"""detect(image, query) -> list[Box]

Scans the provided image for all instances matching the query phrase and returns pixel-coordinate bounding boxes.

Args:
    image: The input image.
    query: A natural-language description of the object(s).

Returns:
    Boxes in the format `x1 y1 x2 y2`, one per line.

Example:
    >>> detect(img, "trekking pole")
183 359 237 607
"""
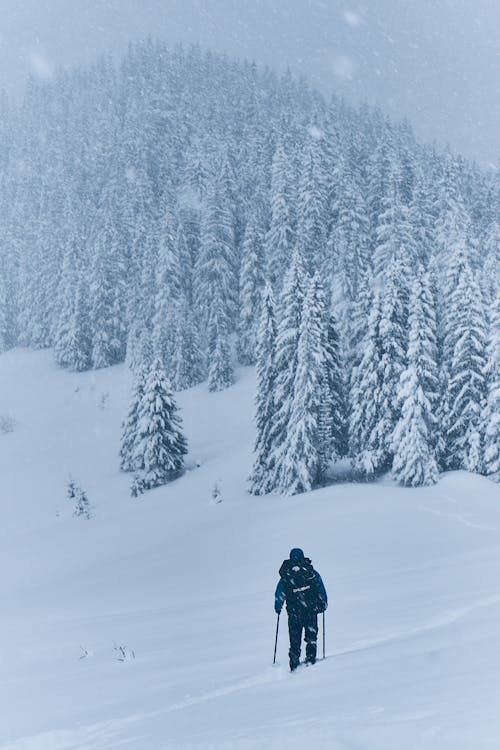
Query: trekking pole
273 612 280 664
322 612 326 659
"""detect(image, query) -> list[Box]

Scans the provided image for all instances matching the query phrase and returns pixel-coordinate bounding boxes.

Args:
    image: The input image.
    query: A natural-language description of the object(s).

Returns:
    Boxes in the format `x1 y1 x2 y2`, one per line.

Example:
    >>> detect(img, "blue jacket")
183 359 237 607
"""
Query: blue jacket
274 548 328 614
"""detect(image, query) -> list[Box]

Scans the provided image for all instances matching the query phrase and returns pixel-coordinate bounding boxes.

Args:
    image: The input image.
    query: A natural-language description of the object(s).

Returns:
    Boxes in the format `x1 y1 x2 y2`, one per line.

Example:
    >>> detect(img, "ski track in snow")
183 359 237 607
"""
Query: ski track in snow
418 499 500 532
333 593 500 658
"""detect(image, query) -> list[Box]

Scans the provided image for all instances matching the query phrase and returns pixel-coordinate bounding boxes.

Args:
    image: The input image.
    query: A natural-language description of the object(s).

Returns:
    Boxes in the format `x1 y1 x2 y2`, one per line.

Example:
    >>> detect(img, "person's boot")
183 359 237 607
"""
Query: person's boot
305 641 317 665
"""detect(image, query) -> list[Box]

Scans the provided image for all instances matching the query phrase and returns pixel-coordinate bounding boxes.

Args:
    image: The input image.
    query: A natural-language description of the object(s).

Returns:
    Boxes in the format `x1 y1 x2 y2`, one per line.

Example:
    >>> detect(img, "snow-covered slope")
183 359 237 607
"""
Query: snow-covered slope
1 349 499 750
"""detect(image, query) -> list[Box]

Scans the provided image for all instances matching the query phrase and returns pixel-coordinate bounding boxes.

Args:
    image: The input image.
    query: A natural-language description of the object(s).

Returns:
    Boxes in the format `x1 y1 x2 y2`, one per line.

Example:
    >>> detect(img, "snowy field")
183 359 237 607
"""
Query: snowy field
1 349 499 750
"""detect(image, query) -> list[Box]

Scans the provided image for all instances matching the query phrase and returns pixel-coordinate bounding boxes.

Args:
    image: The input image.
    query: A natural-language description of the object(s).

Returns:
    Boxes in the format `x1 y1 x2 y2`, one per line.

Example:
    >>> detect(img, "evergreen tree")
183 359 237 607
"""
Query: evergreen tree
0 270 8 353
373 180 415 281
265 141 295 290
482 290 499 481
441 262 488 471
392 273 440 486
296 136 326 275
277 273 324 494
171 299 205 391
54 228 92 371
120 365 147 472
133 358 188 491
89 195 127 369
267 251 306 489
237 209 265 365
318 310 347 474
249 284 277 495
197 176 236 391
350 291 385 475
374 250 412 471
152 205 182 368
328 161 370 353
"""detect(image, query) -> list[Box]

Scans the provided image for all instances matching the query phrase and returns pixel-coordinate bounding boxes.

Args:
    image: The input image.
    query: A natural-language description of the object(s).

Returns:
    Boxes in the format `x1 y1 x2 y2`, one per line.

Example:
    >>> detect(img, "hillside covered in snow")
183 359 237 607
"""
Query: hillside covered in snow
1 349 499 749
0 43 498 495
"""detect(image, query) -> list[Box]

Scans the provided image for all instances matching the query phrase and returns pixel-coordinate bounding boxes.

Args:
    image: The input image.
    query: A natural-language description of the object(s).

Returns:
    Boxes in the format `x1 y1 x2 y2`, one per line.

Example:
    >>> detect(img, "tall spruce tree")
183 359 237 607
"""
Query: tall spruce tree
267 251 306 490
277 273 324 494
375 250 412 471
265 141 295 290
441 262 488 472
197 174 236 391
318 309 347 475
249 284 278 495
171 299 205 391
89 194 127 369
482 290 500 481
0 270 9 353
350 290 385 475
296 136 326 276
237 208 265 365
392 273 440 486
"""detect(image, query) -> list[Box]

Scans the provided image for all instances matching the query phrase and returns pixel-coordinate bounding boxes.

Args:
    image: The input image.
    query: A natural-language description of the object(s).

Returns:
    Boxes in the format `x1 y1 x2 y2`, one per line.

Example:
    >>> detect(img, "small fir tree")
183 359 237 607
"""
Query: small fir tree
133 359 188 491
120 364 148 472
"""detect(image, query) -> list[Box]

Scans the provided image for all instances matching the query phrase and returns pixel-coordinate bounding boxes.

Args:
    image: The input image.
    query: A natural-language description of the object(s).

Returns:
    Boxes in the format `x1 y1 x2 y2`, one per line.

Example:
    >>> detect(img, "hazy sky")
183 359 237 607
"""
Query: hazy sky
0 0 498 166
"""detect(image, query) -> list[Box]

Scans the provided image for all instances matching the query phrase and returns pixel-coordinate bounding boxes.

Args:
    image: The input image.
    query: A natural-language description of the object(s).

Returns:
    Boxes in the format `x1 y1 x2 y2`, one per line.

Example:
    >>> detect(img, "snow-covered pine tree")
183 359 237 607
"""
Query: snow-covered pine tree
318 309 347 476
296 135 326 276
54 271 92 371
152 204 181 368
120 364 148 472
350 290 384 475
409 169 436 266
327 161 371 388
249 284 278 495
54 220 92 371
266 250 306 490
373 249 412 472
171 299 205 391
0 270 8 353
480 220 499 306
207 300 234 392
373 177 415 281
237 208 265 365
197 174 236 391
277 273 324 494
88 193 127 369
392 272 440 486
133 358 187 491
265 141 296 290
441 261 488 472
482 289 499 481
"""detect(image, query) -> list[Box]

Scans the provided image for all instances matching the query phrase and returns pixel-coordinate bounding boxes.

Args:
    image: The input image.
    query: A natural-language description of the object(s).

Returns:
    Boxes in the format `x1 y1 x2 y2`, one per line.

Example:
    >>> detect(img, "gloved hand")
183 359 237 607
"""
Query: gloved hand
275 605 282 615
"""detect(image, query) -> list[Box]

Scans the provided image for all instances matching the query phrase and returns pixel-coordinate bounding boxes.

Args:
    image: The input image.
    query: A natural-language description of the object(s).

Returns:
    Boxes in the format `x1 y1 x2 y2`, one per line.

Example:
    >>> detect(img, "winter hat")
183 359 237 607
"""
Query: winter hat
289 548 305 560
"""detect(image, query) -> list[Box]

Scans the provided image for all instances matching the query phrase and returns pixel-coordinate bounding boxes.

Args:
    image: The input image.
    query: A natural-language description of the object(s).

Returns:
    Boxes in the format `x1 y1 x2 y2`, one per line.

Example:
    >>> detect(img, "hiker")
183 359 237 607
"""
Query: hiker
274 548 327 671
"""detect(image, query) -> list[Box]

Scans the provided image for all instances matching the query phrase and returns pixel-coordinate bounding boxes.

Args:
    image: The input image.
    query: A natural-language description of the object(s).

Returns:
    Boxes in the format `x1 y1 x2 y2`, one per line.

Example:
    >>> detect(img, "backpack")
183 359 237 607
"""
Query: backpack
279 557 322 614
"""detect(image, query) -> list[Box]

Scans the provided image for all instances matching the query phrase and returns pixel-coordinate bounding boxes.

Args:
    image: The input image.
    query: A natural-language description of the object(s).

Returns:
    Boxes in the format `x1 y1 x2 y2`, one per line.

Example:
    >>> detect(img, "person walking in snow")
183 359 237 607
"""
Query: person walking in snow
274 548 327 671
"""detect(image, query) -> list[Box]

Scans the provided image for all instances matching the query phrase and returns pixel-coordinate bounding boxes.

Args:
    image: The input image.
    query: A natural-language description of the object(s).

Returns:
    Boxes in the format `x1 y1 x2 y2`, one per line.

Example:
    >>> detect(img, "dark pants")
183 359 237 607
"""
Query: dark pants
287 610 318 670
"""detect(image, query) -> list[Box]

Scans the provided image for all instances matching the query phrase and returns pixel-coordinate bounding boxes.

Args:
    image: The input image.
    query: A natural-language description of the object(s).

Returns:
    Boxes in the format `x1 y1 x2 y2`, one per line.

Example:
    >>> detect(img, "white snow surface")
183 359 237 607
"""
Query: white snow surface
1 349 499 749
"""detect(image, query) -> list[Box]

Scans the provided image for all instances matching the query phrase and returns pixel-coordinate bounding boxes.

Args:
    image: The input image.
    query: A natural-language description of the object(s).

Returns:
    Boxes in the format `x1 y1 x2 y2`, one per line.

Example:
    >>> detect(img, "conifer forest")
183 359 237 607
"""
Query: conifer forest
0 41 498 494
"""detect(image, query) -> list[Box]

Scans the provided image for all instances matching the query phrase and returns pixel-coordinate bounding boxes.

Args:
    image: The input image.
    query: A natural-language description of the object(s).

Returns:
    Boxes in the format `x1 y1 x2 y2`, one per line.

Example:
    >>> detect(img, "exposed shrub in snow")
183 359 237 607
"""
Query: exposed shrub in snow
0 414 14 434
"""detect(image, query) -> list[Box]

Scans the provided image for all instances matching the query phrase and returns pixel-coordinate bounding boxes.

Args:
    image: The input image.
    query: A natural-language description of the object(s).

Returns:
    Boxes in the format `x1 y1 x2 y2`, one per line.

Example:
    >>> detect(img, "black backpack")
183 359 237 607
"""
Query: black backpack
279 557 322 614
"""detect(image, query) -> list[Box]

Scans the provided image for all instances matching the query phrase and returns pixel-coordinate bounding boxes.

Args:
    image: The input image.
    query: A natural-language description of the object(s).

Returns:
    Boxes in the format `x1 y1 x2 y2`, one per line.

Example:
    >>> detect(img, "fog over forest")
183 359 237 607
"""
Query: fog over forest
0 0 499 166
